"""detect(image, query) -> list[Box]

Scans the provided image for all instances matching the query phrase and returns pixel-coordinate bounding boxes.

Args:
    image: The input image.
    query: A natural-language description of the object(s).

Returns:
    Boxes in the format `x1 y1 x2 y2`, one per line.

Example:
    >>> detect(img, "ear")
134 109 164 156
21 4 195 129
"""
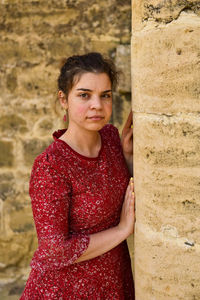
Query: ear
58 90 68 110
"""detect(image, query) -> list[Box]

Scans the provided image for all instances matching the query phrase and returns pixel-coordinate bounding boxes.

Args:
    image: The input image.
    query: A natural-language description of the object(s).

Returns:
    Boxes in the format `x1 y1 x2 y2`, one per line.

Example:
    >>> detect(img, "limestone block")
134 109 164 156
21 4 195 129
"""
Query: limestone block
0 278 27 300
33 117 54 137
0 232 36 270
23 138 52 166
0 173 16 204
116 45 131 93
112 93 132 133
133 113 200 241
0 38 19 66
9 206 33 233
132 0 200 30
133 112 200 298
0 182 15 203
134 224 200 300
17 64 57 98
6 69 18 93
132 12 200 114
0 115 27 137
0 141 14 167
0 172 13 182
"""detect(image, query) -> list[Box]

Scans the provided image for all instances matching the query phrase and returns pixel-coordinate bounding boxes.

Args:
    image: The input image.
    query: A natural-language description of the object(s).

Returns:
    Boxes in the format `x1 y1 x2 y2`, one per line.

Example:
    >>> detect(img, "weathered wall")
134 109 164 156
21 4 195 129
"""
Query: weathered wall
0 0 132 297
132 1 200 299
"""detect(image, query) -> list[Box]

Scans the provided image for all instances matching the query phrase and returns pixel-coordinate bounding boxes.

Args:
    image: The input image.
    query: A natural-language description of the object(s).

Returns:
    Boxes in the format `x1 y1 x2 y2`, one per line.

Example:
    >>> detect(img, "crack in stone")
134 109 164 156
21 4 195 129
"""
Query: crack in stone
142 1 200 25
133 111 200 117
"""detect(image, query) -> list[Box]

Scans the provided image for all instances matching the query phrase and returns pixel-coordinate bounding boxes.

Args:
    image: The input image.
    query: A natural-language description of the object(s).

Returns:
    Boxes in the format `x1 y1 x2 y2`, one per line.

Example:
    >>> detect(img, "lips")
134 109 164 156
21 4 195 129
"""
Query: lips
87 116 104 120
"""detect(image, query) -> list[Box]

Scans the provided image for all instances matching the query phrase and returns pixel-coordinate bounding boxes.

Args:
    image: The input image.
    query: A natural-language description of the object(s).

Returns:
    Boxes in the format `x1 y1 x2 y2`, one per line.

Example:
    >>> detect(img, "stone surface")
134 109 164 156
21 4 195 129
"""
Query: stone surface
23 138 52 166
132 1 200 299
133 113 200 242
132 0 200 30
134 225 200 300
0 115 27 137
116 45 131 93
0 141 14 167
132 11 200 114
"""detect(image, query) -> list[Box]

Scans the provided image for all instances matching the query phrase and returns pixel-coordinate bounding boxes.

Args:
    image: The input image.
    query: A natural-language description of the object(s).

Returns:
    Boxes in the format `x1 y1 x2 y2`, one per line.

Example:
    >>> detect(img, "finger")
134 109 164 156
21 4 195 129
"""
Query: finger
128 192 135 216
130 192 135 212
131 191 135 203
124 111 133 130
125 128 133 142
128 187 134 204
130 177 134 188
125 184 131 200
132 192 136 217
130 181 134 192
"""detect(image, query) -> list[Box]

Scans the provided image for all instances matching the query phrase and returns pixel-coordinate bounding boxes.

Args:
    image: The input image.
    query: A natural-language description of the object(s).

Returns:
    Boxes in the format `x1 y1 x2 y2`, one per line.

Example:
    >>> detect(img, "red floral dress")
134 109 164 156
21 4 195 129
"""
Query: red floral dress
20 124 135 299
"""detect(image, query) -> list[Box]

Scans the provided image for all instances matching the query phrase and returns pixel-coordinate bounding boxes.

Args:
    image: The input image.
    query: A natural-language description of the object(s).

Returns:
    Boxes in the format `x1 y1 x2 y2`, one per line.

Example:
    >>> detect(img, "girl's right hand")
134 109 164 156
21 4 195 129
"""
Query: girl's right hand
117 177 135 238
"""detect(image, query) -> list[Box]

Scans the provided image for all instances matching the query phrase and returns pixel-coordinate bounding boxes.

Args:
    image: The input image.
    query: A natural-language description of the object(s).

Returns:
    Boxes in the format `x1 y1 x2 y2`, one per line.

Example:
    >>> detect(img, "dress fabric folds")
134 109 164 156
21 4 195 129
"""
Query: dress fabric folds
20 124 135 300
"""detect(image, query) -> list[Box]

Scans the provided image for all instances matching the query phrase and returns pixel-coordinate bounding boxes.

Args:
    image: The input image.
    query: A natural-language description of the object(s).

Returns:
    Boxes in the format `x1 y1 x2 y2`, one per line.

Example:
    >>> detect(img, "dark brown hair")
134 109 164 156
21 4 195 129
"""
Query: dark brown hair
57 52 118 97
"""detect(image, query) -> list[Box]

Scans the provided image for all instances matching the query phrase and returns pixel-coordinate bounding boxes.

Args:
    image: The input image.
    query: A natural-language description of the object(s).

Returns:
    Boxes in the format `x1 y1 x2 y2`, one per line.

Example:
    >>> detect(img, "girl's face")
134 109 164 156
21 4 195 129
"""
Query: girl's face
59 72 113 132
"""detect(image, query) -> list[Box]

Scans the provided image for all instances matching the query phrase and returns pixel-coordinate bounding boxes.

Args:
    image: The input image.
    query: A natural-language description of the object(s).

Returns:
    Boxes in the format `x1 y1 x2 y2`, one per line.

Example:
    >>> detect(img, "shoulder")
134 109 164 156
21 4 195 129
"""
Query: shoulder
100 123 121 145
31 141 67 178
100 123 119 137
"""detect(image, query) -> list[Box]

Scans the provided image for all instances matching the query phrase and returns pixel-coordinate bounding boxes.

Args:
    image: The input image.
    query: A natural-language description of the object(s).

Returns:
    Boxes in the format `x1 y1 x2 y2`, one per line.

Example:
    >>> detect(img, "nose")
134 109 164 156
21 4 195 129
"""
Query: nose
90 95 102 110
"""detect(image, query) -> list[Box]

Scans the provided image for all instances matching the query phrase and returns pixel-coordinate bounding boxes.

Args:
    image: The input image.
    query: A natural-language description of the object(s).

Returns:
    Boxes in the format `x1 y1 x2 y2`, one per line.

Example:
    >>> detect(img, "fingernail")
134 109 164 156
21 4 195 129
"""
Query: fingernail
132 192 135 196
130 182 134 188
130 177 134 182
131 125 133 128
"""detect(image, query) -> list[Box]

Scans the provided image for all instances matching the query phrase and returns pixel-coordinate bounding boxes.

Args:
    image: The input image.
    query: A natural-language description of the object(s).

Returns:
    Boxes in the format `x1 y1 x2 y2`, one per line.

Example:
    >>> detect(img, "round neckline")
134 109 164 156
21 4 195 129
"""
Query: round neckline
56 130 104 161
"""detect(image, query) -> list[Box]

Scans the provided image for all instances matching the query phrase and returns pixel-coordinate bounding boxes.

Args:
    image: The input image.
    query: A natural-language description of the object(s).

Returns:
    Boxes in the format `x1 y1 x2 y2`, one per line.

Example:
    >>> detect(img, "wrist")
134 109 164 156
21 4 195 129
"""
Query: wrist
116 224 130 241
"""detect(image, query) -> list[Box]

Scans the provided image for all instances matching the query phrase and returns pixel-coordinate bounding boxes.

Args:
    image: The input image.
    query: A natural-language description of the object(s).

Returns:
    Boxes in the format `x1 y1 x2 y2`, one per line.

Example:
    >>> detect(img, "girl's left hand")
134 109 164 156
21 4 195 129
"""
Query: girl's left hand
121 111 133 158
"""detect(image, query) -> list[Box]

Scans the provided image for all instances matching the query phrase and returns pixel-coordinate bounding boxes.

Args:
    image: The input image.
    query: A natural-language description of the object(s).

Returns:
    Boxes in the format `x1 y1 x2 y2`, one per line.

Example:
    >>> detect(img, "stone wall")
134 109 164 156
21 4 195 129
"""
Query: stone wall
0 0 132 297
132 1 200 299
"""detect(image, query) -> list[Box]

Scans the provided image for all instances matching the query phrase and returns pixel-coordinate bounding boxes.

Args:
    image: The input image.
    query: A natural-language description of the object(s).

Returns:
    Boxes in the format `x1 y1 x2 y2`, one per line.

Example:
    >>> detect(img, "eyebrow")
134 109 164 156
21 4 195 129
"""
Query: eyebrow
76 88 112 93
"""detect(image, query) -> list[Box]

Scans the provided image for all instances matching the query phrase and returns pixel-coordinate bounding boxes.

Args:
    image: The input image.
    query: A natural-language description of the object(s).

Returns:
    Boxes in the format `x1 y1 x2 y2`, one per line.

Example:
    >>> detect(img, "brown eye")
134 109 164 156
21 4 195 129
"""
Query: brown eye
101 94 111 99
80 93 89 99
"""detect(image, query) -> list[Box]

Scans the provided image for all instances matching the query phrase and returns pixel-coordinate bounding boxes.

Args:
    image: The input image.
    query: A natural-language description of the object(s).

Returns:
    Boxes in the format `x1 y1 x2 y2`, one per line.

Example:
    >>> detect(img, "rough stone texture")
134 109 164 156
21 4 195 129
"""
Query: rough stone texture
116 44 131 93
0 141 14 167
0 0 132 295
132 12 200 114
132 1 200 299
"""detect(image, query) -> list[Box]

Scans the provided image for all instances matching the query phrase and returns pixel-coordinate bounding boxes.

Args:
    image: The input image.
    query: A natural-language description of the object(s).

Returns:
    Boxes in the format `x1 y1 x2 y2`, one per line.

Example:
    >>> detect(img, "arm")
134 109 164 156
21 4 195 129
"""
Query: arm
76 178 135 263
121 111 133 176
30 153 90 270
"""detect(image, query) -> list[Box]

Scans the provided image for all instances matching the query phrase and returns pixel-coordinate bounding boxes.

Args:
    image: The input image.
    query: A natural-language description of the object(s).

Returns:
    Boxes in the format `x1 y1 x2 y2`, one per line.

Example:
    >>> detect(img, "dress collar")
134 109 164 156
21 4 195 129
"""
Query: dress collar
52 128 67 141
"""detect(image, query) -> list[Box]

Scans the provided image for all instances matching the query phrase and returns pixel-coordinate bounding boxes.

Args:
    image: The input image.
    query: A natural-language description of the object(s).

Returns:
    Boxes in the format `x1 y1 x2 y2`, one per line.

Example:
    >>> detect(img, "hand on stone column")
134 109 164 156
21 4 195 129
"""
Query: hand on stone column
117 177 135 238
121 111 133 175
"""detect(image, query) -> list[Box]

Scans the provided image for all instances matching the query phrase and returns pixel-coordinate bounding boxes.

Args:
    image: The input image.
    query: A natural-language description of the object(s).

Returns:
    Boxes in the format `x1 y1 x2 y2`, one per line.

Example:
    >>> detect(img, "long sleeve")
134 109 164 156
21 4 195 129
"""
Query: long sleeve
29 152 90 271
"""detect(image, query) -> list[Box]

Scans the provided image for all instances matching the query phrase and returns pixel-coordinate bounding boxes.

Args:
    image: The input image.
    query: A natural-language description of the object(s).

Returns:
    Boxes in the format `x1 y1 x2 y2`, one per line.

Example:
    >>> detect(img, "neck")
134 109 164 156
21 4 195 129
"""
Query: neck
60 125 102 158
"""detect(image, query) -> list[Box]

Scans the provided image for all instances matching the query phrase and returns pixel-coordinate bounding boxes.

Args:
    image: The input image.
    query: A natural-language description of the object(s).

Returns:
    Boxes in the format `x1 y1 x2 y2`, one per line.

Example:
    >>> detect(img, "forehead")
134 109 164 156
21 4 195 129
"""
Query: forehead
73 72 111 91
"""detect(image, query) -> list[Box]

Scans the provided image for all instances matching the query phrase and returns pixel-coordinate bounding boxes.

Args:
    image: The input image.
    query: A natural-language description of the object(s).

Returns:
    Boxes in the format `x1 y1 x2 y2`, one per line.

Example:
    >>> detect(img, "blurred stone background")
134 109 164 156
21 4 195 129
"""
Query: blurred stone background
0 0 132 298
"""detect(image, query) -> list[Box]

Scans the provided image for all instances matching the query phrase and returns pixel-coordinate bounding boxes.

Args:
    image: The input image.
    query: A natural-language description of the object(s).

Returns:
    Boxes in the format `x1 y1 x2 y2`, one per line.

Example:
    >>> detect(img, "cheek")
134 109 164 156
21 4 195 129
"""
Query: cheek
77 106 86 114
105 102 112 114
75 104 88 116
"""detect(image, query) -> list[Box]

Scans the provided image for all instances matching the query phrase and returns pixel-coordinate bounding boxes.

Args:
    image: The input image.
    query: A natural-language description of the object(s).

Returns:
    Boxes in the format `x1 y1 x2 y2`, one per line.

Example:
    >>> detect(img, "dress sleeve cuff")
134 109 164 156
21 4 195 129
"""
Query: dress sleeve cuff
66 233 90 265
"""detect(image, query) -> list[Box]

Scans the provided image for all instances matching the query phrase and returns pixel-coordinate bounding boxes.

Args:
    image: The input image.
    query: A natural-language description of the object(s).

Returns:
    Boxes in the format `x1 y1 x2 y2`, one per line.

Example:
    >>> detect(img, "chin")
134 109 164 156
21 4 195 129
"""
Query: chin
87 122 107 131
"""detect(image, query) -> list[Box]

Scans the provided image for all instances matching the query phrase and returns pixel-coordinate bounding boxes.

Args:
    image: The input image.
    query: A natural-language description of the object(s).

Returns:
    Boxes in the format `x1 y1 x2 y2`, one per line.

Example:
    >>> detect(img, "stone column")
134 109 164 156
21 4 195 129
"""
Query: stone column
132 1 200 299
